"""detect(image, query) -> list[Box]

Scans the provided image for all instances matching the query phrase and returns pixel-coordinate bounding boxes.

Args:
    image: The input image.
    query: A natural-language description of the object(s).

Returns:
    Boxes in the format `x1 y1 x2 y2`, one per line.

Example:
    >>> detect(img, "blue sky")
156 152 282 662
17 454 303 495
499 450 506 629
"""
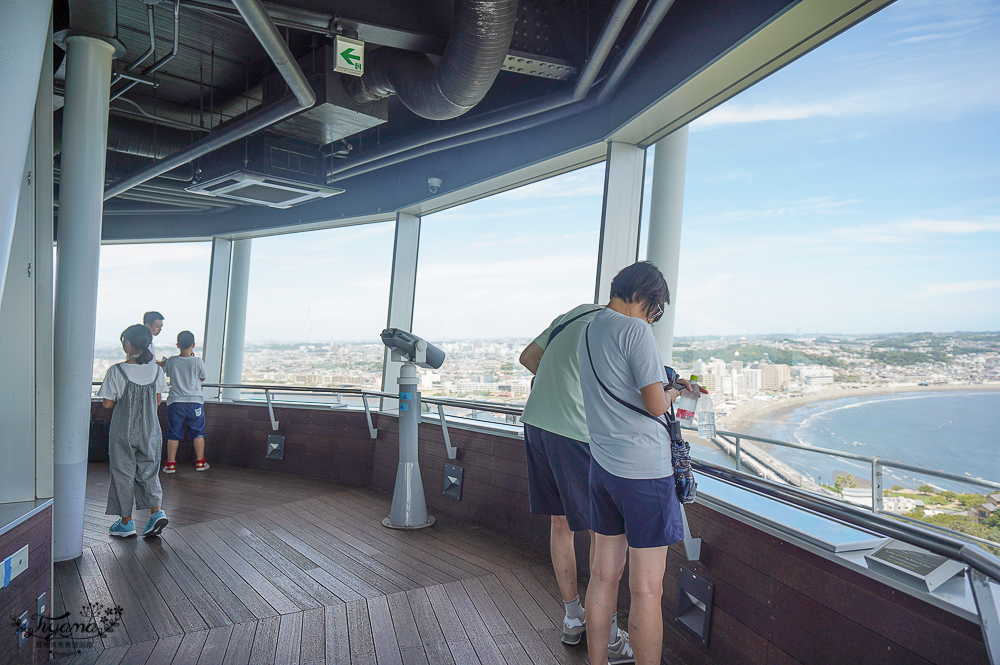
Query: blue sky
94 0 1000 344
672 0 1000 336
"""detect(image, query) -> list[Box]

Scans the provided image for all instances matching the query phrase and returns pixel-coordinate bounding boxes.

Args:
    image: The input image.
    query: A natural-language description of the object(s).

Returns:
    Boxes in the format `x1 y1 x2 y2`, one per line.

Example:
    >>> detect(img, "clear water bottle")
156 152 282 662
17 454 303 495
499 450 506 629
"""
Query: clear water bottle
675 375 700 427
697 393 716 439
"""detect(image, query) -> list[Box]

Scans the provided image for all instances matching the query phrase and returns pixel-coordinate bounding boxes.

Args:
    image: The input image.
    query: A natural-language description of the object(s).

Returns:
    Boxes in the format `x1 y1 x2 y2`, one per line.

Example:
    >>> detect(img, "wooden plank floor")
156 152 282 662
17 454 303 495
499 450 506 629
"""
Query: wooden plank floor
51 463 591 665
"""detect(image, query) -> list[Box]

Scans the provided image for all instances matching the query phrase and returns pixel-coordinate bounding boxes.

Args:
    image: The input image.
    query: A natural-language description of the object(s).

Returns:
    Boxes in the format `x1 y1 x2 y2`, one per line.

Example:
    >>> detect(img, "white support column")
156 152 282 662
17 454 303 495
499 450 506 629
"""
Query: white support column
221 239 251 400
35 22 55 500
595 142 646 304
381 213 421 411
645 126 689 365
0 128 38 504
0 0 51 312
202 238 233 400
53 35 115 561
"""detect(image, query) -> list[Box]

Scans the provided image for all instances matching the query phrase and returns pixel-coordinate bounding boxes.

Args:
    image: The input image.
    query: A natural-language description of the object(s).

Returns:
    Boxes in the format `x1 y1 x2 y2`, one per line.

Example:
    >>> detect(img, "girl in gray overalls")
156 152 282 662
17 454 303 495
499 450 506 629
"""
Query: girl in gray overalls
96 324 170 538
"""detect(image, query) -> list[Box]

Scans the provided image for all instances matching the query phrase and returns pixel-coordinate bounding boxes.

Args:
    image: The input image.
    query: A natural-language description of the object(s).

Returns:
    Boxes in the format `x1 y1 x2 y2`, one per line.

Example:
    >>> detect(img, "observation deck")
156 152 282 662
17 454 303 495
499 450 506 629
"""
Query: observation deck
37 397 990 664
1 0 996 663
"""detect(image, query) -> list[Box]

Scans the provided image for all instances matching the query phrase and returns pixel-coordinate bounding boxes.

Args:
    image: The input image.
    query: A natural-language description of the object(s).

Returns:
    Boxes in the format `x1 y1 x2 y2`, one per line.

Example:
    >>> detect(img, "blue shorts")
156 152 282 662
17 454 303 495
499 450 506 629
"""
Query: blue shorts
524 424 591 532
589 458 684 549
165 402 207 441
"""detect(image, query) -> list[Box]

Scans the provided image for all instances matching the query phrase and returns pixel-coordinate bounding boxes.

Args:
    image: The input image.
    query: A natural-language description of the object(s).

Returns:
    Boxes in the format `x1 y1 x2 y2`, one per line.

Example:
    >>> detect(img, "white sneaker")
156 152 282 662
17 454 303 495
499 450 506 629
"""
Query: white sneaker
561 615 586 645
607 629 635 664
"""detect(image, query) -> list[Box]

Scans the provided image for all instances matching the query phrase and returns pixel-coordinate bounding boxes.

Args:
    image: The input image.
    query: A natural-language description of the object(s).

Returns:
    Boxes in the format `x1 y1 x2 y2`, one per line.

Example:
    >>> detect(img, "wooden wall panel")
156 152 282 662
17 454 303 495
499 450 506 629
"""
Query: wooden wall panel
0 506 51 665
90 402 378 487
647 503 987 665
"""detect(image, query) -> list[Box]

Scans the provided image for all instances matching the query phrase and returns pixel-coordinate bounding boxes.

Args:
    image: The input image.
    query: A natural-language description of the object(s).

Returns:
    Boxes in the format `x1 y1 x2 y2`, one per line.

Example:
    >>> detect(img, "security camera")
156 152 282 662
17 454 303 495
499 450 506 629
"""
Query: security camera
427 177 443 194
381 328 446 369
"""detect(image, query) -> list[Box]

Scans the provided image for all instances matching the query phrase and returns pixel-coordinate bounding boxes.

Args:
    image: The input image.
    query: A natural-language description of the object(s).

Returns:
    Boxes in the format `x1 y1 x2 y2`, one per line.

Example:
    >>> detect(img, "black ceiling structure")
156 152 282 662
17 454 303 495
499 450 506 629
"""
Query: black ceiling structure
53 0 818 241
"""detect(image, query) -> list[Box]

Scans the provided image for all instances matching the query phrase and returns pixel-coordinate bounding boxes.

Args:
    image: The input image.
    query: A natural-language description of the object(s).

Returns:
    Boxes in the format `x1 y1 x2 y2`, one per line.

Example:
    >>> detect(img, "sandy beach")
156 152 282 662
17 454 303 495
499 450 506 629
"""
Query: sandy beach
720 383 1000 437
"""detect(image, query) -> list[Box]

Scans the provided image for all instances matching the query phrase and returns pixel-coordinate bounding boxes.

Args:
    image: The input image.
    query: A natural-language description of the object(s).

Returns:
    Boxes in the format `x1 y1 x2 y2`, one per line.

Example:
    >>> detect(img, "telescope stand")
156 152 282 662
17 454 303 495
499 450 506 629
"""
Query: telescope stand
383 351 435 529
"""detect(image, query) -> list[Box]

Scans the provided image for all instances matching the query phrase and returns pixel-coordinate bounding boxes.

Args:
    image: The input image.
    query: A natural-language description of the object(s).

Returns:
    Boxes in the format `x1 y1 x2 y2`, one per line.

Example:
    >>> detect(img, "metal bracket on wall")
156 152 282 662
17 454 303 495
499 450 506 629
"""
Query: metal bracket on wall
681 506 702 561
438 404 457 460
970 569 1000 665
362 394 378 439
264 389 279 430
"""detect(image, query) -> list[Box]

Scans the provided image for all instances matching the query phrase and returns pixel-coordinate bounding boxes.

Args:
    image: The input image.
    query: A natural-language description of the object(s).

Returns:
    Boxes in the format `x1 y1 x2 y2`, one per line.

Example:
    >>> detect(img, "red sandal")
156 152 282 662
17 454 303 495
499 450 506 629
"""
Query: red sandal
163 460 177 474
195 459 211 472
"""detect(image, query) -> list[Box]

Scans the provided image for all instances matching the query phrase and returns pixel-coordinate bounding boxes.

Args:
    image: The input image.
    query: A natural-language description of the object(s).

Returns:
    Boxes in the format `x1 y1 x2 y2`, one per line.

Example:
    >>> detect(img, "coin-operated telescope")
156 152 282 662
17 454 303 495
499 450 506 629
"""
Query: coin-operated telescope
380 329 446 369
379 329 447 529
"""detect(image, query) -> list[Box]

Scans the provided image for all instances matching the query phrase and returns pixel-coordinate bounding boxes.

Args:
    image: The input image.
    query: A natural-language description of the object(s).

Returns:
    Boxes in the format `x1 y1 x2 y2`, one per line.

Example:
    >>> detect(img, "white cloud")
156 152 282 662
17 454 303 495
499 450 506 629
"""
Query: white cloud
911 280 1000 298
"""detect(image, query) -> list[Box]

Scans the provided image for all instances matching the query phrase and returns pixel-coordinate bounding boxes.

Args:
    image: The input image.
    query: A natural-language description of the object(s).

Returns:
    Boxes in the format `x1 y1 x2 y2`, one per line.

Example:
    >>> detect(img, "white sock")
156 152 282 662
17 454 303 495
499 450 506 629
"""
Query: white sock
563 596 584 621
609 612 619 647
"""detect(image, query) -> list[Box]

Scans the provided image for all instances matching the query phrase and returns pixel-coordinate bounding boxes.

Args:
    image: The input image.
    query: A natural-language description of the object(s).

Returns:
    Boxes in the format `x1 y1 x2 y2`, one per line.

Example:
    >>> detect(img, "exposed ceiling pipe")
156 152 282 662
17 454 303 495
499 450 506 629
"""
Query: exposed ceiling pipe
326 0 647 182
110 97 212 133
103 0 316 200
344 0 517 121
598 0 678 103
112 4 156 84
111 0 180 102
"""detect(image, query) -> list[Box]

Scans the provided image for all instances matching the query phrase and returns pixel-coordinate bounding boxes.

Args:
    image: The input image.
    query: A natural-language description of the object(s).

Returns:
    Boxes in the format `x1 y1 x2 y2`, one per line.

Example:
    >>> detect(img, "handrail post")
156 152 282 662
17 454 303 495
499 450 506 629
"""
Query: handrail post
264 389 279 431
361 394 378 439
871 456 883 513
735 435 742 472
438 404 457 460
970 568 1000 665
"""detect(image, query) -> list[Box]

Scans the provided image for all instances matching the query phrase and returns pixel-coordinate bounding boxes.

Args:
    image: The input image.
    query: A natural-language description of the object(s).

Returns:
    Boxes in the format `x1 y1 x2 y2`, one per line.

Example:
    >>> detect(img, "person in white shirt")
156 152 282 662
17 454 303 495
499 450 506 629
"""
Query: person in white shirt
163 331 210 473
97 324 169 538
144 311 166 367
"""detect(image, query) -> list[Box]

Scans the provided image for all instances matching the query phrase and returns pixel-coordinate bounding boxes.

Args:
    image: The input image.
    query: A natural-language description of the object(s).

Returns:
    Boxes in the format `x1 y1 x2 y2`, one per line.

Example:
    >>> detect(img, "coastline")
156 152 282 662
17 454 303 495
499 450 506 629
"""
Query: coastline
720 383 1000 438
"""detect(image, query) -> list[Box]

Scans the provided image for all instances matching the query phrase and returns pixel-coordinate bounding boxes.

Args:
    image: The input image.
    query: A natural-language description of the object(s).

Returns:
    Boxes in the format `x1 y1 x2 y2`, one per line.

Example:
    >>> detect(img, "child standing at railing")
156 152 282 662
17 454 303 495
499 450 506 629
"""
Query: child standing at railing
163 330 210 473
96 324 169 538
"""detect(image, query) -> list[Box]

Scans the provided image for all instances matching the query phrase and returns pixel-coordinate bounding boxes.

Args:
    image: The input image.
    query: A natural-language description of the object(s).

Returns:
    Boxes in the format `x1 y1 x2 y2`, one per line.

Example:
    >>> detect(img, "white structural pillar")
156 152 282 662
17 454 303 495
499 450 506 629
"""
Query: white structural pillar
221 239 252 400
53 35 116 561
381 213 421 410
35 24 56 500
645 126 689 365
203 238 233 400
595 142 646 304
0 0 51 312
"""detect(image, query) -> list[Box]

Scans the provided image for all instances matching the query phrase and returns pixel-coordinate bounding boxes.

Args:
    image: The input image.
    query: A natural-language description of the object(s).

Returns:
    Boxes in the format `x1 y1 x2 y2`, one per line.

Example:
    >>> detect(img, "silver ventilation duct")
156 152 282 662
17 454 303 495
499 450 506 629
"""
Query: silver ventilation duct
345 0 518 121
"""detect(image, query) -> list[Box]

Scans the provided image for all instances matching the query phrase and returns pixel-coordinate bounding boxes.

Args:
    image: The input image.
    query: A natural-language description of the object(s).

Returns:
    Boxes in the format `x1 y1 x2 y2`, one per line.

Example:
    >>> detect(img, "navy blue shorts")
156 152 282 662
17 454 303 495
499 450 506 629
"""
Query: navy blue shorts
589 458 684 549
166 402 207 441
524 424 592 532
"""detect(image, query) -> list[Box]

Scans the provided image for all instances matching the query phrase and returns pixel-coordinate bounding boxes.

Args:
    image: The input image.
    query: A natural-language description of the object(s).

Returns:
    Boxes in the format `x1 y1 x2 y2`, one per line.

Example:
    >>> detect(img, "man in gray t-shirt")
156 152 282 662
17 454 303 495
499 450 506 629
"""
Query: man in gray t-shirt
576 260 684 665
579 307 671 479
163 331 210 473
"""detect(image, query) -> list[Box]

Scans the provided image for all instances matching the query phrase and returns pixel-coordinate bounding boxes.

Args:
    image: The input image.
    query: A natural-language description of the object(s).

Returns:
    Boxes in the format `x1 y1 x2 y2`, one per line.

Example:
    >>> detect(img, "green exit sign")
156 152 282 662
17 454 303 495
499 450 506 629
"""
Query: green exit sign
334 36 365 77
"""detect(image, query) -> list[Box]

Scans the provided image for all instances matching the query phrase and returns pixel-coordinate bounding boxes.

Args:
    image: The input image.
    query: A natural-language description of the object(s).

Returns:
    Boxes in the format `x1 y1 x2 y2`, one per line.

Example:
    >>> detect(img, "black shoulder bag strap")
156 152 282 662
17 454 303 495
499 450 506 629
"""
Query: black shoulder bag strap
547 308 602 346
583 323 674 432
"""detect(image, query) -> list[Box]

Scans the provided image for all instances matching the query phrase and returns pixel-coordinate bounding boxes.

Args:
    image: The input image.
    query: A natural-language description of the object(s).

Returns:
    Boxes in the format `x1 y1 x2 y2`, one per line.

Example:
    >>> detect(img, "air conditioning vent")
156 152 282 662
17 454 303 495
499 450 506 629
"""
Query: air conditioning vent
186 171 344 208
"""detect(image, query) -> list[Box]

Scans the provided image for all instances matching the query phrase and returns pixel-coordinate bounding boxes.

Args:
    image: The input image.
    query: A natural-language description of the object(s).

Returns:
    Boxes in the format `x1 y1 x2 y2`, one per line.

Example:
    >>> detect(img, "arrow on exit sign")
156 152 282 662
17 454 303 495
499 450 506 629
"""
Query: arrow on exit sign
334 36 365 76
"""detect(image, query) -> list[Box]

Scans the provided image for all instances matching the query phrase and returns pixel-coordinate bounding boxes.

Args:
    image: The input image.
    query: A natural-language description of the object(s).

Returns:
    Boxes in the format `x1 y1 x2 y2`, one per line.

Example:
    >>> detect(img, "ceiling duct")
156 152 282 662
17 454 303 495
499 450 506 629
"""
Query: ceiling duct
345 0 518 121
261 44 388 145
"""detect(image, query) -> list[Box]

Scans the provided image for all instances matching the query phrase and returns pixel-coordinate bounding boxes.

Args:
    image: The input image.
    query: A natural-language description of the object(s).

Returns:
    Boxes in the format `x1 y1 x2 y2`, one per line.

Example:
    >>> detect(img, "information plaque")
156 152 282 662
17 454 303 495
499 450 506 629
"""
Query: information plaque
864 540 965 592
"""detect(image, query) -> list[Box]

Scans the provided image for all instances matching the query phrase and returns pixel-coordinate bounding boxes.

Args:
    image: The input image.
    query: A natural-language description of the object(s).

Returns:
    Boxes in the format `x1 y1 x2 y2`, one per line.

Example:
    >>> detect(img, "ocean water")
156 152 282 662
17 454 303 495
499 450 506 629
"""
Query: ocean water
723 391 1000 493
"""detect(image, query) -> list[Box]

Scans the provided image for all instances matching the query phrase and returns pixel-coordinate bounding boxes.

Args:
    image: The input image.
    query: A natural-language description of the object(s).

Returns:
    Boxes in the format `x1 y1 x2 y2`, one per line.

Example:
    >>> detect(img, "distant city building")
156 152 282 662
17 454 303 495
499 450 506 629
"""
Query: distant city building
743 368 762 392
761 364 791 390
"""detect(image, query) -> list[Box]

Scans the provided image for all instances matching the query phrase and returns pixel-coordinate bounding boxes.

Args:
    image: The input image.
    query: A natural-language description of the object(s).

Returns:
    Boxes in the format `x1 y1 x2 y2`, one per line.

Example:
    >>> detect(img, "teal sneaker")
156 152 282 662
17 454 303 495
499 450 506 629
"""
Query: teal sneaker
109 519 136 538
142 510 168 538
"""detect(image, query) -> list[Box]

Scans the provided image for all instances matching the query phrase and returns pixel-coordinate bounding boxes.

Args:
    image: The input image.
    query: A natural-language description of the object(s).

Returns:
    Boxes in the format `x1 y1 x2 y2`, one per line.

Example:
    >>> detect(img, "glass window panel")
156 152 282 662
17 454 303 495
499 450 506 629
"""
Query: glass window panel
242 223 395 393
412 162 605 408
94 242 212 381
646 0 1000 539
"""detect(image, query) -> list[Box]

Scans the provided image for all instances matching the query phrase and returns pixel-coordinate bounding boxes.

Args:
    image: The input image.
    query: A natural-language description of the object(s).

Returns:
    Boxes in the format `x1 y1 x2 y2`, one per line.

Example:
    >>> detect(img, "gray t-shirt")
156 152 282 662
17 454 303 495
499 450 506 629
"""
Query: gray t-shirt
577 307 670 479
164 355 207 405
